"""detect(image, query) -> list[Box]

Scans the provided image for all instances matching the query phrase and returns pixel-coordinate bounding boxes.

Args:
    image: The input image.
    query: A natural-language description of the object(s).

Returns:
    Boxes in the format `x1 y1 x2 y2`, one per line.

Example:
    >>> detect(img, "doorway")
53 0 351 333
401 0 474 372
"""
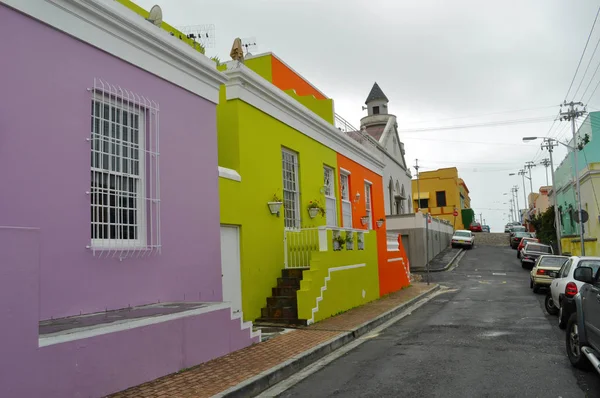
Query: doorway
220 225 242 314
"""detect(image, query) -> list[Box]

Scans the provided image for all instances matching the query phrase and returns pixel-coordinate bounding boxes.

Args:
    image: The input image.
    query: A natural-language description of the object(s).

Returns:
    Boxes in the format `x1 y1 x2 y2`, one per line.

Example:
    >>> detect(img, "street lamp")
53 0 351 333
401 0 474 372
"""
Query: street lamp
522 136 581 255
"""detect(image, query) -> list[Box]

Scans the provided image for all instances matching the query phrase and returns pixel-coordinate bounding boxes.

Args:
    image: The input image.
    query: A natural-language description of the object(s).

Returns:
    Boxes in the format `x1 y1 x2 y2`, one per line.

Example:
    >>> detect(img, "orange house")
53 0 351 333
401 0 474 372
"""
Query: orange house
337 153 408 296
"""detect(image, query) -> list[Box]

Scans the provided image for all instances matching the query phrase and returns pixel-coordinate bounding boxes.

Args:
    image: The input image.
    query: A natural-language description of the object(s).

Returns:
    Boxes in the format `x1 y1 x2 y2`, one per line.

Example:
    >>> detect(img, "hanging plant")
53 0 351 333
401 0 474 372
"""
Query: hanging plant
333 233 345 251
307 199 326 218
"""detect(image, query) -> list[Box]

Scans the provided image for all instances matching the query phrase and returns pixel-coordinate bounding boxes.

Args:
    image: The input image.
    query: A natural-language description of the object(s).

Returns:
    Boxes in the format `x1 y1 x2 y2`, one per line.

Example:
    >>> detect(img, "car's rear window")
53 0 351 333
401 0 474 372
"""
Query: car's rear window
578 260 600 275
512 227 526 232
540 257 568 267
526 244 552 253
454 231 471 237
514 232 529 237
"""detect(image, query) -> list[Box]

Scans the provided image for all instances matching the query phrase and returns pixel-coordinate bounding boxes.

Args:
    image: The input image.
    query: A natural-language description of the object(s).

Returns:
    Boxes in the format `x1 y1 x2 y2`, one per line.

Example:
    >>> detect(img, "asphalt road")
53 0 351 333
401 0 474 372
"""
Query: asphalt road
276 244 600 398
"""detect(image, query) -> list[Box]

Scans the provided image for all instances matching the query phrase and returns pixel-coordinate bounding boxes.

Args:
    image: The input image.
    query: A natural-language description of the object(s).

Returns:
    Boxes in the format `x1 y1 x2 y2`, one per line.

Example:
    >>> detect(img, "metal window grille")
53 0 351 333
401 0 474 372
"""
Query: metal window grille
87 78 161 259
365 182 372 230
282 148 300 229
323 166 337 226
340 173 352 227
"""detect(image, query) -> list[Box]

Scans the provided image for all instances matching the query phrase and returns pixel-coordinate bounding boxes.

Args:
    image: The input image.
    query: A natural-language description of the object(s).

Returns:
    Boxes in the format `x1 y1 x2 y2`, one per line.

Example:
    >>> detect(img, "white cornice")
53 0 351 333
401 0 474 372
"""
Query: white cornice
3 0 227 103
223 62 385 174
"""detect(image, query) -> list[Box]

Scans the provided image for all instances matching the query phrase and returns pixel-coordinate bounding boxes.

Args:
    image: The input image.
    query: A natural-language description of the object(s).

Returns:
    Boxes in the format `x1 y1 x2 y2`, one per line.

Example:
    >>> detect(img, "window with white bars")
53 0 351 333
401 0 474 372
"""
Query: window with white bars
282 148 300 229
323 166 337 226
364 181 373 230
89 79 160 258
340 173 352 227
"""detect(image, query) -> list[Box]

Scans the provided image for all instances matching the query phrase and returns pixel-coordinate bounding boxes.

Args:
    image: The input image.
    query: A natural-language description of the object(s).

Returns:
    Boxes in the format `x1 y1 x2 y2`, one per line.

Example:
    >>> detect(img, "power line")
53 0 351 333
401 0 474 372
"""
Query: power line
404 105 556 125
398 115 555 134
402 137 531 146
565 5 600 101
574 33 600 98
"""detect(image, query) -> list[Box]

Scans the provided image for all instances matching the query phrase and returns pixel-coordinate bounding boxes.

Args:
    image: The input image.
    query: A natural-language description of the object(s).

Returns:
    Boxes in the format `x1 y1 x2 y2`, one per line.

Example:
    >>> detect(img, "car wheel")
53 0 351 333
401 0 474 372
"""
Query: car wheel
545 295 559 315
521 261 527 269
517 251 520 259
558 304 568 330
451 244 456 249
530 279 533 288
533 284 540 293
566 313 591 370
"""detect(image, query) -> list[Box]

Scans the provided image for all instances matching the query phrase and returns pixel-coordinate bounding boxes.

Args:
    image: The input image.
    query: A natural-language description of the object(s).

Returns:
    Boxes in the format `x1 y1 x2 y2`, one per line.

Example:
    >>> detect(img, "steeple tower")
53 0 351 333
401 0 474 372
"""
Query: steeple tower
364 82 389 116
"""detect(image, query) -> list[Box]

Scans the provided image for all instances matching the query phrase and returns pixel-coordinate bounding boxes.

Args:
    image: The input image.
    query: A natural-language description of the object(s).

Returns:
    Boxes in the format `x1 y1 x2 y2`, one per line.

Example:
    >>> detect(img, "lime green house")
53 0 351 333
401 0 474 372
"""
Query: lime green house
217 55 387 324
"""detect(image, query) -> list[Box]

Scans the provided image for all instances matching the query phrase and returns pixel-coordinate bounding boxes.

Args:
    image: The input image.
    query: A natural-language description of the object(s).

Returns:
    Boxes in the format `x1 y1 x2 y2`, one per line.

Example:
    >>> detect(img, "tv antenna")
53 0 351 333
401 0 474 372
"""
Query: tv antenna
241 37 257 56
146 5 163 27
176 24 216 49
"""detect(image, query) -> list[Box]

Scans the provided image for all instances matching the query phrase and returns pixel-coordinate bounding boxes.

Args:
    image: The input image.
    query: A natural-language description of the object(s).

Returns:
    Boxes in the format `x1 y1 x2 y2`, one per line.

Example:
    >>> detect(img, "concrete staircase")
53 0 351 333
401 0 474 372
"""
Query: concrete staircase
256 268 308 326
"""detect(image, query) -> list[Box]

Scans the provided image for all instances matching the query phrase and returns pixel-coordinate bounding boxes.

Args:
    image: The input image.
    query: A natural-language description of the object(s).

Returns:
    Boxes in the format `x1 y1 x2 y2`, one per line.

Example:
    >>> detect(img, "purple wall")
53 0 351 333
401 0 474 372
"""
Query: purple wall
0 5 223 320
0 227 258 398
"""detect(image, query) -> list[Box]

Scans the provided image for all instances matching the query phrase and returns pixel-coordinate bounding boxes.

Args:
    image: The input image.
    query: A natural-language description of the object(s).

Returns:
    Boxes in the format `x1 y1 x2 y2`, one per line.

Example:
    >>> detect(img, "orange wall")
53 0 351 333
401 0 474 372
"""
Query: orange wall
271 56 327 100
384 235 411 289
336 154 406 296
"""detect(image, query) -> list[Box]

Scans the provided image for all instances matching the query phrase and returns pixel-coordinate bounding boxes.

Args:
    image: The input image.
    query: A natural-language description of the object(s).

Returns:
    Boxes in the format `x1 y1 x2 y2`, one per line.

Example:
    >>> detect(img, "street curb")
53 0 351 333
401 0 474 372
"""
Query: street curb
411 248 464 273
216 284 441 398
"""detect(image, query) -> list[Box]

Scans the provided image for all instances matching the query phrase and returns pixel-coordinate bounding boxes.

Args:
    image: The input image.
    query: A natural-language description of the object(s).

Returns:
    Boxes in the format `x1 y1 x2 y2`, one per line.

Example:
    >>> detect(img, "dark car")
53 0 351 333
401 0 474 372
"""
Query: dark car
520 242 553 269
564 265 600 375
510 231 533 249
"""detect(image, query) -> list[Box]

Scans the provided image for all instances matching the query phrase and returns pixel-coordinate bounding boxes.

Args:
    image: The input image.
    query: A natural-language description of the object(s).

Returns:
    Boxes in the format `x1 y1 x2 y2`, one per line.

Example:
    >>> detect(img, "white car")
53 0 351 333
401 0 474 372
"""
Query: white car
546 256 600 329
451 230 474 249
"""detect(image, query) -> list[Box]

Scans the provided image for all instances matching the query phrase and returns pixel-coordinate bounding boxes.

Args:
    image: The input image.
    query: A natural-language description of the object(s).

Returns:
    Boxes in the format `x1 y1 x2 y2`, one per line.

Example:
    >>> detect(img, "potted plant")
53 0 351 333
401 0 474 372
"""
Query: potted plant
333 233 345 251
268 194 283 215
345 231 354 250
307 199 326 219
357 233 365 250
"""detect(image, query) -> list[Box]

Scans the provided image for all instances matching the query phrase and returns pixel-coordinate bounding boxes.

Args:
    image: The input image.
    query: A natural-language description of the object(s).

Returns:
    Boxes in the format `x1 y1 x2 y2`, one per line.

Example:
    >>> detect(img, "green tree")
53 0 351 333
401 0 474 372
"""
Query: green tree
531 207 558 249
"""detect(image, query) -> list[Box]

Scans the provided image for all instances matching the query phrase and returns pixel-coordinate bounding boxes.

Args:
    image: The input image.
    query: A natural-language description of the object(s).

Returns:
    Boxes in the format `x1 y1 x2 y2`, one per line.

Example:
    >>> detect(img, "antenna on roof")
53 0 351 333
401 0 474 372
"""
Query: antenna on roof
241 37 257 56
146 5 163 27
176 24 216 49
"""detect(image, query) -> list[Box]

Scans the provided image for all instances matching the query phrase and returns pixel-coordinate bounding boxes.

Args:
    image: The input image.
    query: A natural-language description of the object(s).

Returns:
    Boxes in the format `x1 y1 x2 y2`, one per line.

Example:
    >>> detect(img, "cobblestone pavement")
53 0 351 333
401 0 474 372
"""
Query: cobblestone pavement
474 232 508 246
108 283 435 398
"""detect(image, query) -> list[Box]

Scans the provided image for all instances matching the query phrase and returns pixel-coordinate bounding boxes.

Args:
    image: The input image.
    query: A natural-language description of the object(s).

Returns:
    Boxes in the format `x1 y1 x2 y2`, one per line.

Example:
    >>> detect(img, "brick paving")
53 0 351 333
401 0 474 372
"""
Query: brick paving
109 283 434 398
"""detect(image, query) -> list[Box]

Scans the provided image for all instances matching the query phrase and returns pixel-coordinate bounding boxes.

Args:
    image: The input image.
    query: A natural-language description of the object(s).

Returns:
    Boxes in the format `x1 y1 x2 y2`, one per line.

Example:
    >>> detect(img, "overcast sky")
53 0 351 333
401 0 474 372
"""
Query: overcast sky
137 0 600 231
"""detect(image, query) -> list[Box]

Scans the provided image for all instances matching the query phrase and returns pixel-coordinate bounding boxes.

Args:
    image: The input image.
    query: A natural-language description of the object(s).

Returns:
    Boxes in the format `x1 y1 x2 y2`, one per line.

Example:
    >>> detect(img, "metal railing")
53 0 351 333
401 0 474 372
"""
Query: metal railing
284 226 369 268
334 113 383 160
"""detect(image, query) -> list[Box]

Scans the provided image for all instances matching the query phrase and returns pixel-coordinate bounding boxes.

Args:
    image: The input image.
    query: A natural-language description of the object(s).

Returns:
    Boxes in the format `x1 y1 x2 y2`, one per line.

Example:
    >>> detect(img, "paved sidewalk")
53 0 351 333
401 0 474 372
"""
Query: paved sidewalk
109 283 436 398
411 246 462 272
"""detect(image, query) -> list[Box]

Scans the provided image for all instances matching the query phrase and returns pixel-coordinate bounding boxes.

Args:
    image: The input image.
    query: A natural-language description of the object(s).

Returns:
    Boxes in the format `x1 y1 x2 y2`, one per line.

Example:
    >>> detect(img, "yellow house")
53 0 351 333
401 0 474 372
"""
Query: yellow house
411 167 472 230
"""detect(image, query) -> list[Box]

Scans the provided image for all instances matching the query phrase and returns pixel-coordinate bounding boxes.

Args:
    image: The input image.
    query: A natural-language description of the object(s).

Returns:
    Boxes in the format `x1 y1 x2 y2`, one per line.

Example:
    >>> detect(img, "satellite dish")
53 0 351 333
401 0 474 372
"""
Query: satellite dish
147 5 163 27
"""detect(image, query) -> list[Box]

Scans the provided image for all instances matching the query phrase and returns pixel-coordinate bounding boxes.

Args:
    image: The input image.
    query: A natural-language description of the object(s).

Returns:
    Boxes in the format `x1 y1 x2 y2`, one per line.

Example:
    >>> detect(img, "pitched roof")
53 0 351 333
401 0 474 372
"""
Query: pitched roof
364 125 385 141
365 82 389 104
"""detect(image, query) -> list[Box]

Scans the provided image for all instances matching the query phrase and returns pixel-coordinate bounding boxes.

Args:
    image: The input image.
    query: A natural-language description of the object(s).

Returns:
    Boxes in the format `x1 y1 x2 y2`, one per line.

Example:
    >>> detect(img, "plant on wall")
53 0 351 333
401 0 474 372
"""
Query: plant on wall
307 199 326 218
345 231 354 250
333 233 345 251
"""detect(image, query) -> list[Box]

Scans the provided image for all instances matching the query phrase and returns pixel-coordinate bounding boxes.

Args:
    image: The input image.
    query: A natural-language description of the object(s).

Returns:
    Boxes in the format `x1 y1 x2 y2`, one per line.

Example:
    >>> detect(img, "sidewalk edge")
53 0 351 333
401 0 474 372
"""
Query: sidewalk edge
215 284 440 398
411 248 464 273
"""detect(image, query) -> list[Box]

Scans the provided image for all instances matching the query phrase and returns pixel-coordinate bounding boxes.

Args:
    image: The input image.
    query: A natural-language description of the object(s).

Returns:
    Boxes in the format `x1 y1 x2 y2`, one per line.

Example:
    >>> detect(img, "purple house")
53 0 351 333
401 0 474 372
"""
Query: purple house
0 1 259 396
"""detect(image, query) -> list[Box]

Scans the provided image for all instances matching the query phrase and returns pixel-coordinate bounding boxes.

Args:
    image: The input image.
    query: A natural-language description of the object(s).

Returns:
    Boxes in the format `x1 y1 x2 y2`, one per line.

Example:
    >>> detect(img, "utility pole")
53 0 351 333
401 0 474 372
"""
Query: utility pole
540 158 551 186
512 185 520 220
525 161 536 199
560 101 587 256
518 169 527 223
414 159 429 285
540 138 562 254
480 213 483 224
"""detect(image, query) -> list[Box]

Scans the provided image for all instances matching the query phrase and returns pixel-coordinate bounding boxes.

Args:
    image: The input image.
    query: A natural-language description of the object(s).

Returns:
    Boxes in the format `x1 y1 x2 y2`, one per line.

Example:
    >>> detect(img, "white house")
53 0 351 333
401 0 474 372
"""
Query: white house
360 83 413 216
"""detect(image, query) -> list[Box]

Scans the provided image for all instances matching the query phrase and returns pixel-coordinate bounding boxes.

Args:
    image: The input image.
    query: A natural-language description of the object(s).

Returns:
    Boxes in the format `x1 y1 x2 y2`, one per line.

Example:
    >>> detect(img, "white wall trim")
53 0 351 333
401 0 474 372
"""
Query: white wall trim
340 167 351 175
222 62 385 174
364 179 373 185
3 0 227 103
306 263 366 325
218 166 242 182
39 302 259 347
387 258 403 263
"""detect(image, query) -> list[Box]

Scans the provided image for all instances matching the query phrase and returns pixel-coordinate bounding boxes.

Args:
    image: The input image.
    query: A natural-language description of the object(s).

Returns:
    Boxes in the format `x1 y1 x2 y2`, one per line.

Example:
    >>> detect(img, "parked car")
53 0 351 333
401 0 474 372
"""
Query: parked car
530 255 569 293
517 237 539 258
520 242 553 269
451 230 474 249
504 224 512 233
510 231 533 249
482 225 490 233
469 222 482 232
565 265 600 375
546 257 600 329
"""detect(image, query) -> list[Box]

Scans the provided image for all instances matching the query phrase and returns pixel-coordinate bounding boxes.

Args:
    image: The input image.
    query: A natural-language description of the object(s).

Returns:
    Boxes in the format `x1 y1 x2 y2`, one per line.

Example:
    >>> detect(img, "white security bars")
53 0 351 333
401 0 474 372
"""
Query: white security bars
340 172 352 227
87 78 161 259
323 166 337 226
364 182 373 230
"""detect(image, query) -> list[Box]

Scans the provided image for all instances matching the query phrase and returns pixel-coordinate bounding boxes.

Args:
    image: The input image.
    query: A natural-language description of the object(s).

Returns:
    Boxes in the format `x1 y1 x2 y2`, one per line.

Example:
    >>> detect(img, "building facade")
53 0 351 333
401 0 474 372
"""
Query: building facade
0 1 258 397
217 53 409 325
359 83 413 216
411 167 472 230
553 112 600 255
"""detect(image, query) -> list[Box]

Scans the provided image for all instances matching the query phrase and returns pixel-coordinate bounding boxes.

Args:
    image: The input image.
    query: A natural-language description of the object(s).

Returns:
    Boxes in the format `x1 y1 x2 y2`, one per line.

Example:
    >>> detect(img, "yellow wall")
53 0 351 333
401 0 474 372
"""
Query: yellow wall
283 90 335 125
412 168 467 229
218 86 384 322
560 238 599 256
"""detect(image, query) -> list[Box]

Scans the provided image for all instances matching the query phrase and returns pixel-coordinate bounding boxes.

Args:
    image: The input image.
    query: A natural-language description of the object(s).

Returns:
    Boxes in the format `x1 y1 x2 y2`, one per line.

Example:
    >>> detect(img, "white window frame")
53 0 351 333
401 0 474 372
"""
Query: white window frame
364 181 373 230
90 92 146 249
323 165 338 226
282 148 301 229
340 172 352 228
